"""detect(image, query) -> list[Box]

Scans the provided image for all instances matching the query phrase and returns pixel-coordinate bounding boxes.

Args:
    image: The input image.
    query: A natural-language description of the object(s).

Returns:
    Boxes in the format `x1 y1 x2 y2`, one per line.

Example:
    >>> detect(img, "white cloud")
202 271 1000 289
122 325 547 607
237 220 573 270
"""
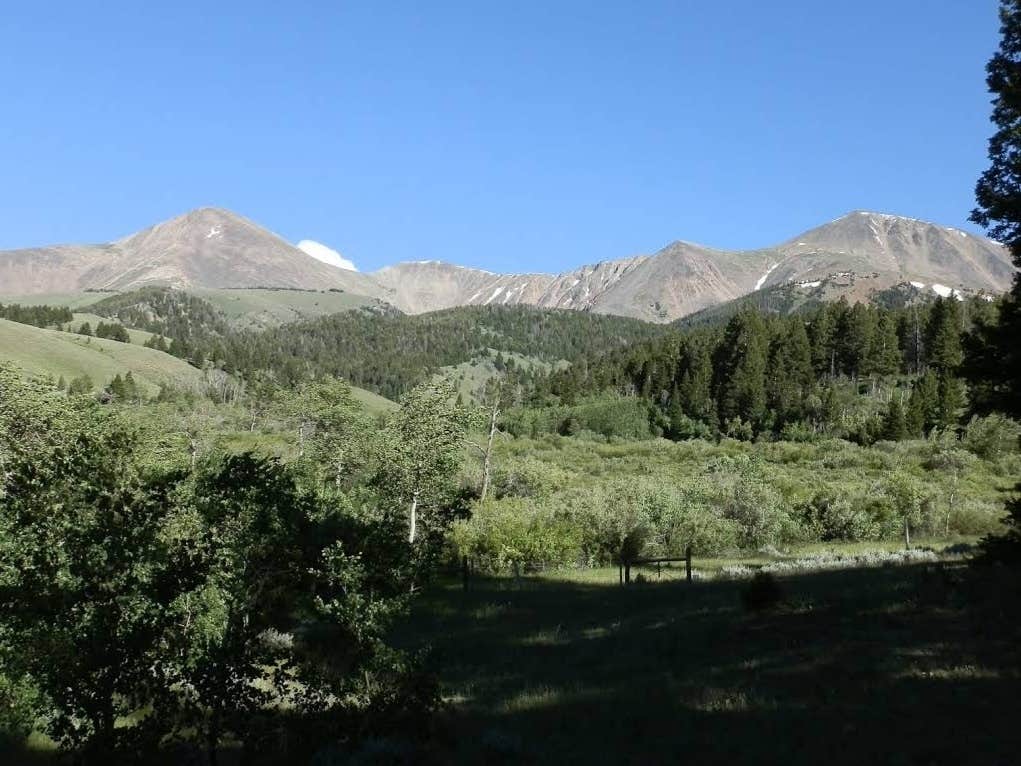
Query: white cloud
296 239 357 271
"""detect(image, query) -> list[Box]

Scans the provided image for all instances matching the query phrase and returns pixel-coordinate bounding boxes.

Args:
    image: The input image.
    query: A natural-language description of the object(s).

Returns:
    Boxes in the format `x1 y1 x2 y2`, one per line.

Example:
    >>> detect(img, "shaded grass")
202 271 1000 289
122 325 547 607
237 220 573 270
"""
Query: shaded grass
395 560 1021 765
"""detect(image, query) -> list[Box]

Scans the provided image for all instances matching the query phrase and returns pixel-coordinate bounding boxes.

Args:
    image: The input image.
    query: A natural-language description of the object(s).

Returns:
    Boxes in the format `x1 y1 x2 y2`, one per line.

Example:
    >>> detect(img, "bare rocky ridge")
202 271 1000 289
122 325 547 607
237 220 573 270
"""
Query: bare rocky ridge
0 208 388 299
0 208 1013 322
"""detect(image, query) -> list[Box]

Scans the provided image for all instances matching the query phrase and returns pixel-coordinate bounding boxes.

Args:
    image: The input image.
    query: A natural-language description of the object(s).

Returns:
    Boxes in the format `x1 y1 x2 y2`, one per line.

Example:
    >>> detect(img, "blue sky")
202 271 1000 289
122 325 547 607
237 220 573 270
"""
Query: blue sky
0 1 1004 273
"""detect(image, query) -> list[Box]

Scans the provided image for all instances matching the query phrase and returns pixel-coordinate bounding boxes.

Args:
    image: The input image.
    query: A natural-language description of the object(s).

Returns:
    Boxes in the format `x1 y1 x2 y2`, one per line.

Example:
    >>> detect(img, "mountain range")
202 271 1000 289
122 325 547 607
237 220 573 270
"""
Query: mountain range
0 207 1013 322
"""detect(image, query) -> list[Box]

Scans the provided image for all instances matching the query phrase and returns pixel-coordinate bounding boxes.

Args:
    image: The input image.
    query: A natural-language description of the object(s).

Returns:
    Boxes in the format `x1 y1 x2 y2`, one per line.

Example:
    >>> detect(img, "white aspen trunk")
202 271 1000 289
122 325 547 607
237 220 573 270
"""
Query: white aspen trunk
479 405 499 503
408 492 419 544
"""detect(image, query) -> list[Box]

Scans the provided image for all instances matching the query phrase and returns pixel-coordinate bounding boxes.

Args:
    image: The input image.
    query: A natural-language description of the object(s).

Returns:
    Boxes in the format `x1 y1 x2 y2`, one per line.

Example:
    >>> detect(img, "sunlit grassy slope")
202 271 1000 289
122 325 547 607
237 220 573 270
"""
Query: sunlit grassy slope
190 287 385 328
2 287 386 331
0 318 205 394
440 350 569 403
0 291 108 309
0 318 395 412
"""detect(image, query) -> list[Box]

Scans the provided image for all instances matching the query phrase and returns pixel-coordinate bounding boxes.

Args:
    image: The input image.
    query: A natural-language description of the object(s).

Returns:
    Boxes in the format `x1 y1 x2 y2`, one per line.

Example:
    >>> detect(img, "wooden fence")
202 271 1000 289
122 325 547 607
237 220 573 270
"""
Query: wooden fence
619 546 693 585
458 545 694 591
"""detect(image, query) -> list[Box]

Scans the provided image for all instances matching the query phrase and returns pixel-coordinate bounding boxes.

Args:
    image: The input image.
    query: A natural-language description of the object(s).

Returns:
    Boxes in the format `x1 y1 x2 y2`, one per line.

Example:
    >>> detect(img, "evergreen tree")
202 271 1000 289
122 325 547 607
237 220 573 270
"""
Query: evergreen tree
678 338 715 425
882 394 908 441
78 322 93 337
907 370 940 436
969 0 1021 419
925 297 964 372
837 302 875 378
936 370 965 429
808 304 838 377
871 311 903 376
714 310 768 429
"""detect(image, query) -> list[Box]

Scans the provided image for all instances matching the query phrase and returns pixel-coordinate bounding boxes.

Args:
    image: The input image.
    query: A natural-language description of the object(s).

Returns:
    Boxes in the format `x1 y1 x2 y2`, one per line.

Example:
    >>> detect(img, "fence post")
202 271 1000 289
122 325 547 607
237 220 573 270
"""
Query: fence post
462 555 470 592
904 519 911 550
685 545 693 583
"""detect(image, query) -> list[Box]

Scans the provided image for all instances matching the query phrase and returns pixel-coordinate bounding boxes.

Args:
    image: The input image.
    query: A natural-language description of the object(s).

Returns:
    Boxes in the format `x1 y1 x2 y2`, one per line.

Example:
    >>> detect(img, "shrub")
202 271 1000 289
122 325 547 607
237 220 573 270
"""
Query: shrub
799 493 885 542
722 478 792 549
963 414 1021 461
741 572 784 612
779 421 819 443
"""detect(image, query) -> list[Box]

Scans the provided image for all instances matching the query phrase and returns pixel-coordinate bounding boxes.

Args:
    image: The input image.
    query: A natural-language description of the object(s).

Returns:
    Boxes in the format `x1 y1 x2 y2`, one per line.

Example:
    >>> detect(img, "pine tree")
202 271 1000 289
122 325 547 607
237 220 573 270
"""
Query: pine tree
925 298 964 372
969 0 1021 419
907 370 939 436
870 311 903 377
808 305 837 377
678 339 715 425
714 310 769 428
837 302 876 378
935 370 965 429
882 394 908 441
123 372 140 403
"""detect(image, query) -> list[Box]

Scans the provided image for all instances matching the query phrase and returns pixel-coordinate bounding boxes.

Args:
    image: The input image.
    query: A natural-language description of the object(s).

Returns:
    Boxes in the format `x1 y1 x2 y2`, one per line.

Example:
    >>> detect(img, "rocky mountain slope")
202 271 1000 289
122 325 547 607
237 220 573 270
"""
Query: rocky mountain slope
370 213 1012 321
1 208 1013 322
0 208 387 298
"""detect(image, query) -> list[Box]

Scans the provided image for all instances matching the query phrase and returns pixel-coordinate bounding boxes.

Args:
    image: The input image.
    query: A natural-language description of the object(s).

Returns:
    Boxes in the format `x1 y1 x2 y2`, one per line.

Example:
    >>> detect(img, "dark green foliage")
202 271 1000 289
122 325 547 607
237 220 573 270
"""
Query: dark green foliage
0 423 196 760
77 321 93 336
882 395 908 441
220 305 665 400
502 394 654 440
0 368 459 761
0 302 73 328
541 298 973 441
94 320 131 342
67 373 94 395
714 310 769 429
968 0 1021 422
740 571 784 612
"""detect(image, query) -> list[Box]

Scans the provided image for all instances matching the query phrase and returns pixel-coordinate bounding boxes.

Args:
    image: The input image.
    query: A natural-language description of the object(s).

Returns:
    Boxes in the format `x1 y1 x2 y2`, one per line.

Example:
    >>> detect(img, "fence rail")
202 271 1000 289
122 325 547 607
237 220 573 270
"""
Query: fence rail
619 546 693 585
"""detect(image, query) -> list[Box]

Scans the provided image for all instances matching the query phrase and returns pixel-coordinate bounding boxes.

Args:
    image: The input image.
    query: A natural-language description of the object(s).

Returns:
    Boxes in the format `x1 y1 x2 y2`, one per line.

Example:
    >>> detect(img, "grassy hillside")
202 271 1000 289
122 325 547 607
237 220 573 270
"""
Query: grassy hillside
348 384 398 415
190 287 386 329
0 291 108 310
1 287 386 331
0 318 205 394
439 350 569 403
70 312 154 345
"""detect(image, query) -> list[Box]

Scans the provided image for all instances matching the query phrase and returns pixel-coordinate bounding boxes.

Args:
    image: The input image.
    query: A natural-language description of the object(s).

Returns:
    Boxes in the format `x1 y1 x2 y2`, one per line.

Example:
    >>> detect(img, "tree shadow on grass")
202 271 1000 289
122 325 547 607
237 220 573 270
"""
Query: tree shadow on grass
397 564 1021 765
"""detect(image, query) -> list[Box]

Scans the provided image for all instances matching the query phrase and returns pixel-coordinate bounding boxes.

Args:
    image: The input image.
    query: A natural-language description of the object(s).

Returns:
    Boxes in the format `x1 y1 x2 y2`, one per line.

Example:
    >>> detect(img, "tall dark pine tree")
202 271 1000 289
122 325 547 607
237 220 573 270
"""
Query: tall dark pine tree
970 0 1021 417
713 310 768 430
970 0 1021 561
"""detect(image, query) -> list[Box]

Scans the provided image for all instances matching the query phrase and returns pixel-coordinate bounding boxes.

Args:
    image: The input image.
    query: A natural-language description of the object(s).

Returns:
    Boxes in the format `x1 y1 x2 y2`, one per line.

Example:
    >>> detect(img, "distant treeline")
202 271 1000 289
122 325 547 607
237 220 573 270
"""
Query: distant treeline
89 288 669 399
0 302 73 328
525 296 995 444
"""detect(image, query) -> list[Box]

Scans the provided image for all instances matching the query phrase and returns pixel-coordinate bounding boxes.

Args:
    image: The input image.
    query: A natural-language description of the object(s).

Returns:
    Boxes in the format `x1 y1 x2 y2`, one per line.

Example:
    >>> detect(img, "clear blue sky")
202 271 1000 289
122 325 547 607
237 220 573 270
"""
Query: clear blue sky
0 1 1004 273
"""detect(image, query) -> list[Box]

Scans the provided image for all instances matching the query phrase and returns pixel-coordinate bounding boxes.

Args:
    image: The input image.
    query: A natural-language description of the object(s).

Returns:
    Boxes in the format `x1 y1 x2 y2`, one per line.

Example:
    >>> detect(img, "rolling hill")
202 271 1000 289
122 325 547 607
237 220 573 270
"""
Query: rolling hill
0 318 206 394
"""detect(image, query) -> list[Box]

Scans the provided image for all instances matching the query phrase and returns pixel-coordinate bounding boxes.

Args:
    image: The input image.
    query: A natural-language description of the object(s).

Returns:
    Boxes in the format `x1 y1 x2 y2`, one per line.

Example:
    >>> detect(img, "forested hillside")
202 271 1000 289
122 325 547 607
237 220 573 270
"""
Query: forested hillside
531 296 993 444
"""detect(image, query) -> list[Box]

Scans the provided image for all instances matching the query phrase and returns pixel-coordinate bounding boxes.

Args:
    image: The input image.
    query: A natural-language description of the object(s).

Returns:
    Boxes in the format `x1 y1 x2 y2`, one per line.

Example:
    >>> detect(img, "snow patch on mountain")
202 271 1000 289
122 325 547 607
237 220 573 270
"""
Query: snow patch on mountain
755 262 780 291
296 240 357 271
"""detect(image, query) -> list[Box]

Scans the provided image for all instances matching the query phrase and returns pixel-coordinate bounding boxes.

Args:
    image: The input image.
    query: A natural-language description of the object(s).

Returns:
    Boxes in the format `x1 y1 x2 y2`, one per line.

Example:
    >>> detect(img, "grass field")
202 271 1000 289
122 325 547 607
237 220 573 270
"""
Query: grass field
440 350 569 403
5 543 1017 765
191 287 383 329
0 292 107 309
395 555 1021 765
0 318 205 394
70 312 154 344
1 287 383 331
